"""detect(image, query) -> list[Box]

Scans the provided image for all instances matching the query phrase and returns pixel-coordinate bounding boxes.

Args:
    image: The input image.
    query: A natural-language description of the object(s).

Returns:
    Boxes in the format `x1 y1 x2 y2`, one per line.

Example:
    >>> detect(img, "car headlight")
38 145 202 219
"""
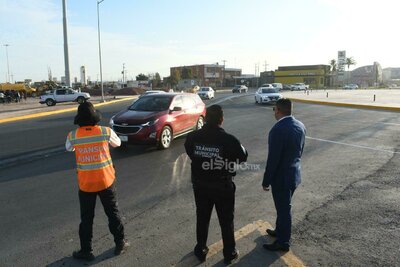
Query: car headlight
109 116 114 126
141 119 159 127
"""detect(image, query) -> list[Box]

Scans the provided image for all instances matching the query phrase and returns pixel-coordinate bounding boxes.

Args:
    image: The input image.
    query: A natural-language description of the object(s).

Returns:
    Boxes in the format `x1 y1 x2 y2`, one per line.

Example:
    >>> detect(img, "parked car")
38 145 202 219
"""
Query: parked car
109 93 206 149
282 84 292 90
255 87 283 104
291 83 309 91
260 84 274 89
344 84 359 89
197 87 215 99
39 88 90 106
232 85 248 93
139 90 165 98
272 83 283 91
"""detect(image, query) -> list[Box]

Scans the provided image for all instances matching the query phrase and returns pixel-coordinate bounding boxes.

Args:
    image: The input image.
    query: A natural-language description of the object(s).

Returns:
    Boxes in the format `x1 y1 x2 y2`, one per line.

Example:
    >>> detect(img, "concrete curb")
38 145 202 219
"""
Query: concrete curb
288 98 400 112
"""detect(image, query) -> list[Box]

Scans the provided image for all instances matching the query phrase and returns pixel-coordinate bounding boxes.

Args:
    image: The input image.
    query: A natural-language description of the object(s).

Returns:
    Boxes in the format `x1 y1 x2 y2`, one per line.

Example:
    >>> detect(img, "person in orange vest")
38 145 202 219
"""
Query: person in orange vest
65 101 128 261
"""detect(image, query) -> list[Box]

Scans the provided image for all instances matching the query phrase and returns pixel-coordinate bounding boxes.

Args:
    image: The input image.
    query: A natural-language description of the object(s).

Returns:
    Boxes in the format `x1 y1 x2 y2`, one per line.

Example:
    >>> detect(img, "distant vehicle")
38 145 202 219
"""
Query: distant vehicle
232 85 248 93
139 90 165 98
255 87 283 104
291 83 309 91
282 84 291 90
272 83 283 91
197 87 215 99
260 84 274 89
343 84 359 89
39 88 90 106
109 93 206 149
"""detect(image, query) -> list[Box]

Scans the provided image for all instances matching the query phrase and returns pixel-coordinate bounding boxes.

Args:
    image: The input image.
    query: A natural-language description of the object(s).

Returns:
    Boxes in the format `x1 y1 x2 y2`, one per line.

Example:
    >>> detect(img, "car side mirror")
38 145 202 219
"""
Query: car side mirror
170 106 182 113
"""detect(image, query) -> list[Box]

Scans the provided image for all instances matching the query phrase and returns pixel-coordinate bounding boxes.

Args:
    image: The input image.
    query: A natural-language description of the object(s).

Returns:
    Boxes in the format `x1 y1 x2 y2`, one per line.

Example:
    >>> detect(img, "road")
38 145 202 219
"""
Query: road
1 91 400 266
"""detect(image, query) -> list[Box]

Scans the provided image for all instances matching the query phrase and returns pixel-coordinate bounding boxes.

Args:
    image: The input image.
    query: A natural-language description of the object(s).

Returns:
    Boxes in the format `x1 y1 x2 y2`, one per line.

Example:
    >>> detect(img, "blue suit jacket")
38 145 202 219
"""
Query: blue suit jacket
262 116 306 190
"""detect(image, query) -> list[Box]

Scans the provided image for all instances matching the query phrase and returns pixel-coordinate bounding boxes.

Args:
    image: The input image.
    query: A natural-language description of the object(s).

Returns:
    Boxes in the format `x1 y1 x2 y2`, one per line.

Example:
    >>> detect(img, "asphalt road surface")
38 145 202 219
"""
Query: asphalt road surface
1 92 400 266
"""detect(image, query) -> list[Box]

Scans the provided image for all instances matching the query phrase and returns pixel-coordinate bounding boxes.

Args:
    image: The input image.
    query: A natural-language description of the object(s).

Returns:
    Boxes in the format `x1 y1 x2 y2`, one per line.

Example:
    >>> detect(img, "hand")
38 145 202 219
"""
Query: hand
263 185 270 191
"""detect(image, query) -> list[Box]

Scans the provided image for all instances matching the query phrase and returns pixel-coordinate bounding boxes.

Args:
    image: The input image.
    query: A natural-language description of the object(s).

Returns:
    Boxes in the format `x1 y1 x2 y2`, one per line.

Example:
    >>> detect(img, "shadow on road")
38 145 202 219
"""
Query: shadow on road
46 248 115 267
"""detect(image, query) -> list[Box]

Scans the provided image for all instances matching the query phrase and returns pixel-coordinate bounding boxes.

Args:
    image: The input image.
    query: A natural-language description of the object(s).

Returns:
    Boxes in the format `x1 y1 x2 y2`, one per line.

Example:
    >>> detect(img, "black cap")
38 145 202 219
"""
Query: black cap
74 101 102 126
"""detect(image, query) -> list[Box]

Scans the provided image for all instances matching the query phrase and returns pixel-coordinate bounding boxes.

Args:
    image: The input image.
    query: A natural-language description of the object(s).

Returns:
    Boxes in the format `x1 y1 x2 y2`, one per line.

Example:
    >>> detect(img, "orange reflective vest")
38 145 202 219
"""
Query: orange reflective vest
68 126 115 192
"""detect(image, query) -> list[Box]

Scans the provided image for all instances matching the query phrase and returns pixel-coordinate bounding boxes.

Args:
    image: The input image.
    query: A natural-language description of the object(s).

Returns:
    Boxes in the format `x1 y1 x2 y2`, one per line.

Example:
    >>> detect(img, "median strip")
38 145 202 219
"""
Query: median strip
0 97 136 124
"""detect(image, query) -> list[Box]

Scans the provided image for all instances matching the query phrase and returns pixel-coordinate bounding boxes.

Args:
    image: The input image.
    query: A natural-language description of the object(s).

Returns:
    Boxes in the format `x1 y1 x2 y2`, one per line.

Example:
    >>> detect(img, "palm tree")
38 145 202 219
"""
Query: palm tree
346 57 356 71
329 59 337 72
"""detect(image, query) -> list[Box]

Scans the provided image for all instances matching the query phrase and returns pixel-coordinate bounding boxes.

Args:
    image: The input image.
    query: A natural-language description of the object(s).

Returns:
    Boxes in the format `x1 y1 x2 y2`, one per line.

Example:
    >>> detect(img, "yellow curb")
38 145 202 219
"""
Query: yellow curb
288 98 400 112
0 97 136 124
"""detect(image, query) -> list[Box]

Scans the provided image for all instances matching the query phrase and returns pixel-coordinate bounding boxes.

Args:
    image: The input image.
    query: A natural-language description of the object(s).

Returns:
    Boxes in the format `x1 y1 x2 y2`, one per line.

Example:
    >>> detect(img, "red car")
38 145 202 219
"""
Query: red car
110 93 206 149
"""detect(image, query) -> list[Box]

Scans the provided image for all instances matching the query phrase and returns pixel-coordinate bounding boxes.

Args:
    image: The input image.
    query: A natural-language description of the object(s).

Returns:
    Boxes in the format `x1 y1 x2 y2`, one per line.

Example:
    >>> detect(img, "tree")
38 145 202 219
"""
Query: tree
345 57 356 71
329 59 337 72
170 69 181 86
152 72 162 88
181 67 193 79
136 73 148 81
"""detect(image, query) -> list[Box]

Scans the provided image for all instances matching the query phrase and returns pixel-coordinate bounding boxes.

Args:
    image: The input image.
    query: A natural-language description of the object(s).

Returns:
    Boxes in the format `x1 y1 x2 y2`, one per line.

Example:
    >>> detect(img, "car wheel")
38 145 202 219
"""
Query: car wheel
158 126 172 149
77 96 86 104
46 99 55 106
255 97 258 104
196 116 204 130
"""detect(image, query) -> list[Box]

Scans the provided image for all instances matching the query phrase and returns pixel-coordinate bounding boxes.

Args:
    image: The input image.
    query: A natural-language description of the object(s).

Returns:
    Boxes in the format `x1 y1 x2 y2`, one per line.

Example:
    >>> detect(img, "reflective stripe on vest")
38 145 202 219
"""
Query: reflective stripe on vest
69 126 115 192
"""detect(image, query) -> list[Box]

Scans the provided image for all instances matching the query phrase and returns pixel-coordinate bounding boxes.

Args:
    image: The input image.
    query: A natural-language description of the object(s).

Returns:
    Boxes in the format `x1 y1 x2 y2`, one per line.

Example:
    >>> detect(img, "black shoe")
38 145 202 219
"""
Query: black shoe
114 239 130 255
266 228 277 237
263 241 289 252
224 249 239 265
194 245 209 262
72 250 95 261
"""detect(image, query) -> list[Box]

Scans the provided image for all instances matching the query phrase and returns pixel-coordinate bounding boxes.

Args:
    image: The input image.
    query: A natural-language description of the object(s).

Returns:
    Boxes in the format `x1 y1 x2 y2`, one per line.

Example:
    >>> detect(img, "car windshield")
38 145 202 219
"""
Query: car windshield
261 89 278 94
200 88 209 91
129 96 172 111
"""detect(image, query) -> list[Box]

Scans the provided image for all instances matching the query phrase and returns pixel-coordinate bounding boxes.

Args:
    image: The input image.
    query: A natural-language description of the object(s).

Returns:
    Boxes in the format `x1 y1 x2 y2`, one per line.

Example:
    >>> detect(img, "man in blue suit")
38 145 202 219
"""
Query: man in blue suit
262 98 306 252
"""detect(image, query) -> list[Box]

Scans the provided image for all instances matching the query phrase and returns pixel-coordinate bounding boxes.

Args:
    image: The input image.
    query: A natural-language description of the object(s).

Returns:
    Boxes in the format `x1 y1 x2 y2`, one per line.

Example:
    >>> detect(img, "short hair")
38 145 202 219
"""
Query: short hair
276 98 292 116
206 105 223 126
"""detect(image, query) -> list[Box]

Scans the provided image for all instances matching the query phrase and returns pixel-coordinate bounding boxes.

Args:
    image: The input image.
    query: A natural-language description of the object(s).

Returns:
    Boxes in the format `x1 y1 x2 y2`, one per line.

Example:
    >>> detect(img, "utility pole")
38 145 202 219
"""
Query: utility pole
263 60 269 72
122 63 125 84
97 0 105 102
222 59 227 87
62 0 71 87
3 44 10 83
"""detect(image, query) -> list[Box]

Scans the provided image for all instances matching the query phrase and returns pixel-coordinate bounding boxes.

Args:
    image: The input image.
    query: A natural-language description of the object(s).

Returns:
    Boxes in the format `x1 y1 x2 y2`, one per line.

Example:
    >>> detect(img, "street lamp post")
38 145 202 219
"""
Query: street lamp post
3 44 10 83
97 0 105 102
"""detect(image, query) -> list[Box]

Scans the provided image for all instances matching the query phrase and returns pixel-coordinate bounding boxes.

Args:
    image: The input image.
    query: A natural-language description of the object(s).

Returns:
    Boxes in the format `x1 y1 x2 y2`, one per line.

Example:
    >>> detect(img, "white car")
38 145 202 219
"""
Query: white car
197 87 215 99
291 83 309 91
343 84 359 89
260 84 274 88
255 87 283 104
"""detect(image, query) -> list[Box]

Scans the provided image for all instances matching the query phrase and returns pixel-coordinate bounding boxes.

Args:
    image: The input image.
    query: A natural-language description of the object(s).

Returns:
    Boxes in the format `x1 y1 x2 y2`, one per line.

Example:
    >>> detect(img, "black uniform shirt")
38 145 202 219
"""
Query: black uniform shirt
185 124 248 180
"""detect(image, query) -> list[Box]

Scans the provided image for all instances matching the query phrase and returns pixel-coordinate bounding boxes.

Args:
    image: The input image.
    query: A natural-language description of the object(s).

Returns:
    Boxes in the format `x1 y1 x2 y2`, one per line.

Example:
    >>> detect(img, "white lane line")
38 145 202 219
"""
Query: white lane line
381 122 400 126
306 136 400 154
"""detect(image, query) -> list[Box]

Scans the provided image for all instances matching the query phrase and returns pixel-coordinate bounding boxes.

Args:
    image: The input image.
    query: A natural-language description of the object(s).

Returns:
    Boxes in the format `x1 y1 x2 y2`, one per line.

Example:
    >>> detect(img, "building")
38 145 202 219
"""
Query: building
274 65 331 88
80 66 86 85
259 71 274 85
170 64 242 88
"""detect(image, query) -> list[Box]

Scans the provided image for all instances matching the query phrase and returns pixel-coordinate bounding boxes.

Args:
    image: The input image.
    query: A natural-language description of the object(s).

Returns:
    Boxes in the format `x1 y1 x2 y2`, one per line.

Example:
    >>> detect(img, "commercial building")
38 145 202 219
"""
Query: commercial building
170 64 242 88
274 65 331 88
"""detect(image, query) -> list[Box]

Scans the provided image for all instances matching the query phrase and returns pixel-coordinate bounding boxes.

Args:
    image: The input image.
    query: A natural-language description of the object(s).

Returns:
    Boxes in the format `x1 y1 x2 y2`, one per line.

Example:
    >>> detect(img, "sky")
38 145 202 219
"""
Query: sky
0 0 399 82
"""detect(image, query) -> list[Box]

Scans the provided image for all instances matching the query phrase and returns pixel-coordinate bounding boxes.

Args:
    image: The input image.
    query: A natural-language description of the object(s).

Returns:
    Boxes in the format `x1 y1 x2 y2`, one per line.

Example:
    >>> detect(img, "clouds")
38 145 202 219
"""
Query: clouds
0 0 399 82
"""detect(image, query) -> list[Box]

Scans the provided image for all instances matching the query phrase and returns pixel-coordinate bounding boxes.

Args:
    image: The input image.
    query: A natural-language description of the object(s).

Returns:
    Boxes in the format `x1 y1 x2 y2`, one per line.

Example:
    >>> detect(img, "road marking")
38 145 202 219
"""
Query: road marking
306 136 400 154
0 97 135 124
174 220 306 267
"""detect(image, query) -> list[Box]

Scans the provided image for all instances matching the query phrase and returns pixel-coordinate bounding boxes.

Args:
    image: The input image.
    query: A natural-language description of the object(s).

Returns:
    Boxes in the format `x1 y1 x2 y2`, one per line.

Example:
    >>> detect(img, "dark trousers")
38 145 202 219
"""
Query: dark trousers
193 180 236 257
271 186 296 247
78 183 125 252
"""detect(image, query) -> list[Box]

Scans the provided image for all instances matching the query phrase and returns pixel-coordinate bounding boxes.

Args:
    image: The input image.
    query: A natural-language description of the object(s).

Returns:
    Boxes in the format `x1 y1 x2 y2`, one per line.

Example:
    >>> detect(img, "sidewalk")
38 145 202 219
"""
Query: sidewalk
282 89 400 111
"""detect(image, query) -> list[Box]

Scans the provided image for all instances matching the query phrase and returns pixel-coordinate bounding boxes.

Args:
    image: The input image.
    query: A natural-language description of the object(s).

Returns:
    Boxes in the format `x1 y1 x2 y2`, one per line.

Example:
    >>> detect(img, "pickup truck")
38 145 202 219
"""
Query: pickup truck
290 83 309 91
39 88 90 106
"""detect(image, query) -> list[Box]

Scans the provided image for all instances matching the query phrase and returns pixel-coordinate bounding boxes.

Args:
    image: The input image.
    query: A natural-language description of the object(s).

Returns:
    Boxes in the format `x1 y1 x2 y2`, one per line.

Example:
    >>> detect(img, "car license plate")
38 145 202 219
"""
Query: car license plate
119 135 128 142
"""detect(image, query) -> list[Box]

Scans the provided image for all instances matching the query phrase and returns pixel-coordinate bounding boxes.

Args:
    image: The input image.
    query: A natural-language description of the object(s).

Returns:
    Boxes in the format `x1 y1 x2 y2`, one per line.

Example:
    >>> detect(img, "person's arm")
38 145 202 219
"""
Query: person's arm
65 135 74 152
262 127 284 187
109 129 121 147
231 136 248 163
184 133 194 160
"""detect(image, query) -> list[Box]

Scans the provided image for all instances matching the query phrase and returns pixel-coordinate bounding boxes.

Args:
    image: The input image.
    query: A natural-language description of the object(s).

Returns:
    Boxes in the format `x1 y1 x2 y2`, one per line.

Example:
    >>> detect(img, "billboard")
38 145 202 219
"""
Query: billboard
337 50 346 77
